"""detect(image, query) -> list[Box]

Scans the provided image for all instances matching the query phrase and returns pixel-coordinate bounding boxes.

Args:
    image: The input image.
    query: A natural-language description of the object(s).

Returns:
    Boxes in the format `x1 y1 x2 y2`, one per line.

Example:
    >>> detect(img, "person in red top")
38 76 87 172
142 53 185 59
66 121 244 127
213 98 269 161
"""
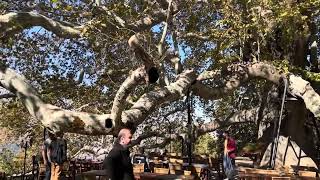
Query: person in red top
223 131 236 165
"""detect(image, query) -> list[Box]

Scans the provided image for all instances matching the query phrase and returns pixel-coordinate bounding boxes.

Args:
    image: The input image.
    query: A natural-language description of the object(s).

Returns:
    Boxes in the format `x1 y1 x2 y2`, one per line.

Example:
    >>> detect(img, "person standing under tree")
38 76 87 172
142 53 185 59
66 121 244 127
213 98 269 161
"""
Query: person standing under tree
49 132 67 180
223 130 237 179
103 128 134 180
41 131 55 180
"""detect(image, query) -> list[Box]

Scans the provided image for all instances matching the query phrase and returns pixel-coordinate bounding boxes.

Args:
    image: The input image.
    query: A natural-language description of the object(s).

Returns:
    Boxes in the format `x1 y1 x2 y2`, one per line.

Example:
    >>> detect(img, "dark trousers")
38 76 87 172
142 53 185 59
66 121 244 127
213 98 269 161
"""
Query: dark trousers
231 158 235 166
45 162 51 180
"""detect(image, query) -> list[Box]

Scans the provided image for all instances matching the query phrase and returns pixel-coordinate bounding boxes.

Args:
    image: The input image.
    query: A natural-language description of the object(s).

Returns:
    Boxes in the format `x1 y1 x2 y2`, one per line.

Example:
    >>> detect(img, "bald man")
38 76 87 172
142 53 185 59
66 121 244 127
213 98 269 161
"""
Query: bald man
103 128 134 180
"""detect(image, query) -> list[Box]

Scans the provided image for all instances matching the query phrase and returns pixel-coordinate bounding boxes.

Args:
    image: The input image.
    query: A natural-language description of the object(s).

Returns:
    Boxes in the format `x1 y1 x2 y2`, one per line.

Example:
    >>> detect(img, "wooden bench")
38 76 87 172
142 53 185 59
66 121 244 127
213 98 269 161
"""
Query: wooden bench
291 165 319 177
134 163 145 173
154 168 169 174
135 172 194 180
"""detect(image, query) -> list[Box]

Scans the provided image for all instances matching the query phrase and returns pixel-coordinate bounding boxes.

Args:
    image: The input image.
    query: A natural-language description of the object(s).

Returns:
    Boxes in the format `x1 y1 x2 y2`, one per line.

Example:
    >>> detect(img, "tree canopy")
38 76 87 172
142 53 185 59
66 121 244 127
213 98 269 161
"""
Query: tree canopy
0 0 320 172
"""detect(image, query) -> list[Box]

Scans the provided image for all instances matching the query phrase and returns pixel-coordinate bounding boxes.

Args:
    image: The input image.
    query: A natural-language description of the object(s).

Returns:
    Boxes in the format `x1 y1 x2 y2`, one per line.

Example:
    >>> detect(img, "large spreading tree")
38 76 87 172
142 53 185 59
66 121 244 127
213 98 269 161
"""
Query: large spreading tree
1 0 320 170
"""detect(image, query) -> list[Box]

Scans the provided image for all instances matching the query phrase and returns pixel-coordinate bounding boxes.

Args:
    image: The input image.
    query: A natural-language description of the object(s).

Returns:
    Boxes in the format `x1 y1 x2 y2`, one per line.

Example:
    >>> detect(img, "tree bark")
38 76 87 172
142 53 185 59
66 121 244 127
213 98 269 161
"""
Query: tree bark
0 12 83 40
2 61 320 137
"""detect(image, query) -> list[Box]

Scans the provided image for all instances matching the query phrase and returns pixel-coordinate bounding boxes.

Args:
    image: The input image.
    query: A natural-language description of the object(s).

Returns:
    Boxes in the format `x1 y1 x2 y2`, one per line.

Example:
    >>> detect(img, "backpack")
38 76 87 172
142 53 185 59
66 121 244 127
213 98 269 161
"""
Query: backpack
51 139 67 164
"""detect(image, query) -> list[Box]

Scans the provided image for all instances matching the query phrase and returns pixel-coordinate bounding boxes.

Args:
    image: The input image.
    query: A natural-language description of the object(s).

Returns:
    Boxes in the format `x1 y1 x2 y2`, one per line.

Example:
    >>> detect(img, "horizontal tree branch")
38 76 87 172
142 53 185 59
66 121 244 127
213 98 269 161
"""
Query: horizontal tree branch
130 131 159 147
193 62 283 100
0 12 83 40
194 62 320 118
0 68 113 135
2 60 320 136
142 133 181 149
176 32 211 41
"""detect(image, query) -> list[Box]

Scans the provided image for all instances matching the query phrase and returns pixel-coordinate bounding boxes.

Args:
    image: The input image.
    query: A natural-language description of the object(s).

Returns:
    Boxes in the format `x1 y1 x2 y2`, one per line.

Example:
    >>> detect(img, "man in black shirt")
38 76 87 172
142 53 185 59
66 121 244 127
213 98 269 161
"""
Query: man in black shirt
103 128 134 180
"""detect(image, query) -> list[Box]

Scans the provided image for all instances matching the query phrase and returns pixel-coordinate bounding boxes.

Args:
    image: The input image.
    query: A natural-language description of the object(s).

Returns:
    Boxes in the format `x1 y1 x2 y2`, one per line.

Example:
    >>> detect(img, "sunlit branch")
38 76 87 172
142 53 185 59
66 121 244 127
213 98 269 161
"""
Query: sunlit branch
0 12 83 40
110 67 146 127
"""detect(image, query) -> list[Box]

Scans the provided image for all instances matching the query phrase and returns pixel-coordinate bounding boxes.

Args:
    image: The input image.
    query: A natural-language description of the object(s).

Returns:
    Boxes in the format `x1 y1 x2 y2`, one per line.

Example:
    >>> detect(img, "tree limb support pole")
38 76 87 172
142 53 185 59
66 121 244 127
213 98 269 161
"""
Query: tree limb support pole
187 89 192 166
270 78 288 169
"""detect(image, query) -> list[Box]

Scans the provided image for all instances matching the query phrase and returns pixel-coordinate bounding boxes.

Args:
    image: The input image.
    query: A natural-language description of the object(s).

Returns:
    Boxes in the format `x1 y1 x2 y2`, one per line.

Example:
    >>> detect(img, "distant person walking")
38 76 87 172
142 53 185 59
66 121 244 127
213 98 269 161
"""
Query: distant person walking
103 128 134 180
223 131 237 179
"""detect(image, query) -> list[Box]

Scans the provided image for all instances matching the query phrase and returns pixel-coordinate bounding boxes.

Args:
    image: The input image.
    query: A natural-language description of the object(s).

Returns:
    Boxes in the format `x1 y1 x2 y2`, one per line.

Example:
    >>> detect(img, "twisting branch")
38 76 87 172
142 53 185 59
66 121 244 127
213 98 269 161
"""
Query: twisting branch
157 0 173 56
0 63 196 135
0 12 83 40
193 62 283 100
0 68 113 135
128 34 159 84
130 131 159 147
157 0 173 86
193 62 320 118
142 133 181 149
110 67 147 127
121 69 197 126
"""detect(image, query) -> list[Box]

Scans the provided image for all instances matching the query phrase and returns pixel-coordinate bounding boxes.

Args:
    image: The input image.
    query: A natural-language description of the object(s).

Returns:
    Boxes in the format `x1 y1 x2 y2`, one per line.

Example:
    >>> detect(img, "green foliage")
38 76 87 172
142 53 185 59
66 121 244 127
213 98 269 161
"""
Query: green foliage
0 148 14 173
167 139 183 154
0 145 40 175
194 134 217 156
0 0 320 171
227 122 258 152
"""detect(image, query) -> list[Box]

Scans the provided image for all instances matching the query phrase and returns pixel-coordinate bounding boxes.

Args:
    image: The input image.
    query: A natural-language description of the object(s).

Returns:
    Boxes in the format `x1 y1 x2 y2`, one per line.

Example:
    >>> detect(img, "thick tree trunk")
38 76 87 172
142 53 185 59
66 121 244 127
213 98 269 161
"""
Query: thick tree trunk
259 99 317 169
293 35 308 68
284 100 317 158
260 136 317 169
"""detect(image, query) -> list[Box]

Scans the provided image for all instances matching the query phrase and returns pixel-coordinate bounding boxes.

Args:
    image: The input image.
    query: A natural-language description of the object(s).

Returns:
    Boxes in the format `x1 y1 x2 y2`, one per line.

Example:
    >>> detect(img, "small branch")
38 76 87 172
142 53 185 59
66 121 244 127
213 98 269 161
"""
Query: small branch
157 0 173 56
197 107 265 136
163 106 187 117
77 68 85 84
156 1 173 86
100 6 126 28
171 32 183 74
196 70 220 81
127 10 167 32
76 102 96 111
176 32 211 41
